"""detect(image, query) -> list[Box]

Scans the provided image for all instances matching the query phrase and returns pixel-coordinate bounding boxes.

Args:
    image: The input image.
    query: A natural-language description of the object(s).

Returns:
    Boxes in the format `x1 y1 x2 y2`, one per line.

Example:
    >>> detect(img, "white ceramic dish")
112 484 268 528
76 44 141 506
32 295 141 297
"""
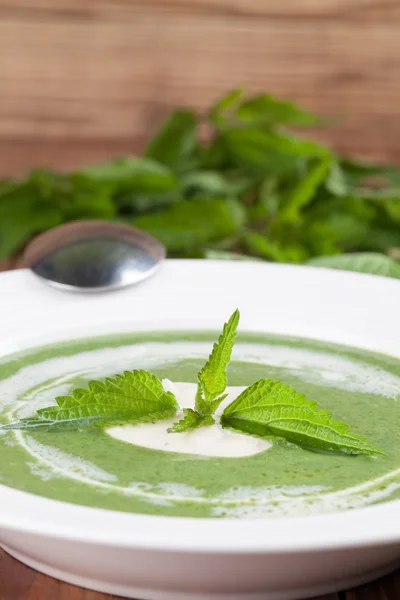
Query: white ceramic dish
0 260 399 600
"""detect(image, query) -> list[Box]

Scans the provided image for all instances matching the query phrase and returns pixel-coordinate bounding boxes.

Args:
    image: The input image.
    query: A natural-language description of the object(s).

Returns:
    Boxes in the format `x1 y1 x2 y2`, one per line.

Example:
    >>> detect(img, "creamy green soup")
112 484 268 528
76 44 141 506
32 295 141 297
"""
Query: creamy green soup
0 331 400 518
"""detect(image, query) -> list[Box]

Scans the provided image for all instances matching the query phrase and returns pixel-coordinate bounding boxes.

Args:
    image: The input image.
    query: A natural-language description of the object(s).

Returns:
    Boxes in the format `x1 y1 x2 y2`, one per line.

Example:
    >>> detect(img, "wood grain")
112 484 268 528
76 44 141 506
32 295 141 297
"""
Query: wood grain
0 0 399 20
2 1 400 176
1 547 400 599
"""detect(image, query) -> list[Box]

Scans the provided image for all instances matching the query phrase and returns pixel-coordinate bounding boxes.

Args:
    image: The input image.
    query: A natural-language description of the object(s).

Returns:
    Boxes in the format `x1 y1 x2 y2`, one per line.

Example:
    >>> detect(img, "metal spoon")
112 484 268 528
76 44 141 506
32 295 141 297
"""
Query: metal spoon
23 220 166 292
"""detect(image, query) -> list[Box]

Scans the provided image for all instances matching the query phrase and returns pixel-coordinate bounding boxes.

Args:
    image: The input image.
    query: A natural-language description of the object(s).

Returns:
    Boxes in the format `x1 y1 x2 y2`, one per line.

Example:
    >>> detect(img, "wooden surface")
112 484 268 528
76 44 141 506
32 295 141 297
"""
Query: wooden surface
2 0 400 177
0 547 399 600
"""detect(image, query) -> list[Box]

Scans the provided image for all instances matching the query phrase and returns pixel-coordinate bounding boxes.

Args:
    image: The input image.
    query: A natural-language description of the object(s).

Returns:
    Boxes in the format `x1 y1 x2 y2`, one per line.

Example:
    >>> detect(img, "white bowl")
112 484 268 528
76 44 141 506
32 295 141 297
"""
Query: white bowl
0 260 399 600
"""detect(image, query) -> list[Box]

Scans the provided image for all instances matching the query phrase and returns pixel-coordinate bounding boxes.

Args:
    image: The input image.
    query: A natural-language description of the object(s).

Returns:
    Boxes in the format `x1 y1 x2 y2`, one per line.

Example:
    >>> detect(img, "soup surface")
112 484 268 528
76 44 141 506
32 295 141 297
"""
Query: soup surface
0 331 400 518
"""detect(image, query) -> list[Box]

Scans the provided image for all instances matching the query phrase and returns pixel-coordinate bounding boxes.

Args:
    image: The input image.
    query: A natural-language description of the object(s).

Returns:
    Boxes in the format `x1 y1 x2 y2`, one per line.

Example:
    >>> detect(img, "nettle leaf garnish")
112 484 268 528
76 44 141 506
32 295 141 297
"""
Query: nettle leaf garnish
168 409 215 433
166 309 240 433
221 379 383 456
3 370 179 431
195 309 240 416
2 310 384 457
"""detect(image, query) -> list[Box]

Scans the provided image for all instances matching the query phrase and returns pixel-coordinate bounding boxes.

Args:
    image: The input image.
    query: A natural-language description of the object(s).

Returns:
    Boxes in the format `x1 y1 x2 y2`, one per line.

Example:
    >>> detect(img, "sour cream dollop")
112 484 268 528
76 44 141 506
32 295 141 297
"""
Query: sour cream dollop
106 380 272 458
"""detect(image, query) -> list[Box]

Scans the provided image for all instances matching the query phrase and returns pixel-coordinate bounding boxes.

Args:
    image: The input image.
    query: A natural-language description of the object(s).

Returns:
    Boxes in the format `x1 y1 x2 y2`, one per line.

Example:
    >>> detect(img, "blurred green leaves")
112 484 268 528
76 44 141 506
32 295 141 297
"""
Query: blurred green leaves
0 176 62 259
2 88 400 279
145 110 198 172
130 197 246 254
308 253 400 279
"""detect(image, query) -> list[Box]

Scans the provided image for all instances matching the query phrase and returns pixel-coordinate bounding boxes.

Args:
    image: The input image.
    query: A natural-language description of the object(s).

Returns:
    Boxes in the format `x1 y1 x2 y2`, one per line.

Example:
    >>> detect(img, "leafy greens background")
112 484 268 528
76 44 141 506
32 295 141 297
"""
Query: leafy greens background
2 89 400 278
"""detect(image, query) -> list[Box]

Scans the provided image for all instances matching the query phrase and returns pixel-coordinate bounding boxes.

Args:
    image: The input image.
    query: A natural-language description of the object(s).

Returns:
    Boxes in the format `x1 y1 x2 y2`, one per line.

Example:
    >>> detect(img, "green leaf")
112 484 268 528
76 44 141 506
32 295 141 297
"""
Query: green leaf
145 109 198 171
203 235 241 251
307 252 400 279
302 194 377 254
0 205 62 260
168 409 214 433
74 157 178 218
384 199 400 225
224 128 329 173
325 161 348 196
79 157 178 193
0 178 63 259
58 176 116 220
4 370 179 431
248 176 279 222
6 170 117 222
115 191 177 216
199 136 232 170
235 93 320 127
306 216 369 253
208 88 244 126
195 309 240 416
181 171 232 198
359 228 400 253
180 170 252 199
244 231 309 263
280 157 332 223
131 197 246 253
221 379 383 455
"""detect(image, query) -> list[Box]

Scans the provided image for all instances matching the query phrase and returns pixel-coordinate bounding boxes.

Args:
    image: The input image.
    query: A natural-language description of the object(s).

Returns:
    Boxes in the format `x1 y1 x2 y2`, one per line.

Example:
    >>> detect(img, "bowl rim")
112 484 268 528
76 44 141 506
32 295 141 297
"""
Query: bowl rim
0 261 399 554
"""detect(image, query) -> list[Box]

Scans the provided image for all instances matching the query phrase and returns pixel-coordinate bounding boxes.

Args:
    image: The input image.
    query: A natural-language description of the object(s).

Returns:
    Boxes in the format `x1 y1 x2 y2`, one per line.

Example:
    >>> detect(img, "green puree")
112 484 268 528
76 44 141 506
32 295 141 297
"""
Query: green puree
0 331 400 518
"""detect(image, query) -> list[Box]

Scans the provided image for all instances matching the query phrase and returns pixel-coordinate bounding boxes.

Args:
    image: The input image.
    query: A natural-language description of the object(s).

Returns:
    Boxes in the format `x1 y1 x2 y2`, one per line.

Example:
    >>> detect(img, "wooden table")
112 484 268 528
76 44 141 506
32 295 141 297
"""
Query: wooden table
0 546 399 600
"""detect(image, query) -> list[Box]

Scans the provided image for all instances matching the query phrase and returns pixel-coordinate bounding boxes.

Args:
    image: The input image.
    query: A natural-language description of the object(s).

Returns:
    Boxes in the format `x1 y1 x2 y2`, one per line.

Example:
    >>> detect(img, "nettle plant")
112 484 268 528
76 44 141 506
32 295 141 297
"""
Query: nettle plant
3 89 400 281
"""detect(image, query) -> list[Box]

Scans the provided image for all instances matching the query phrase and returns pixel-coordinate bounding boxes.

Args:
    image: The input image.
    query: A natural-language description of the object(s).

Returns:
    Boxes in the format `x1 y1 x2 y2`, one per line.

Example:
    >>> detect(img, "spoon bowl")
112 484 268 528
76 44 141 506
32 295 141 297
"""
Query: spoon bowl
23 220 166 292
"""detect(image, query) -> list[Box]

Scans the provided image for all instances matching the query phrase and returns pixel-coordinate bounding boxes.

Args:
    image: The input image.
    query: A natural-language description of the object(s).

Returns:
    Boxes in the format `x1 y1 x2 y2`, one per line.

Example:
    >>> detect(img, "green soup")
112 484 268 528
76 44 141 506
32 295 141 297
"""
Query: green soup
0 331 399 518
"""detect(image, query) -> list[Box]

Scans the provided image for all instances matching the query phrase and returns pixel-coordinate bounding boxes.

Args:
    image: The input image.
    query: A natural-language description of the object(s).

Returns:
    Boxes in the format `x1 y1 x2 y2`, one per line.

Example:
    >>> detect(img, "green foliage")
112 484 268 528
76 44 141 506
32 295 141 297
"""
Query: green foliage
222 379 383 455
168 409 215 433
2 89 400 279
308 253 400 279
130 197 246 253
4 370 179 431
195 310 240 416
144 109 198 172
